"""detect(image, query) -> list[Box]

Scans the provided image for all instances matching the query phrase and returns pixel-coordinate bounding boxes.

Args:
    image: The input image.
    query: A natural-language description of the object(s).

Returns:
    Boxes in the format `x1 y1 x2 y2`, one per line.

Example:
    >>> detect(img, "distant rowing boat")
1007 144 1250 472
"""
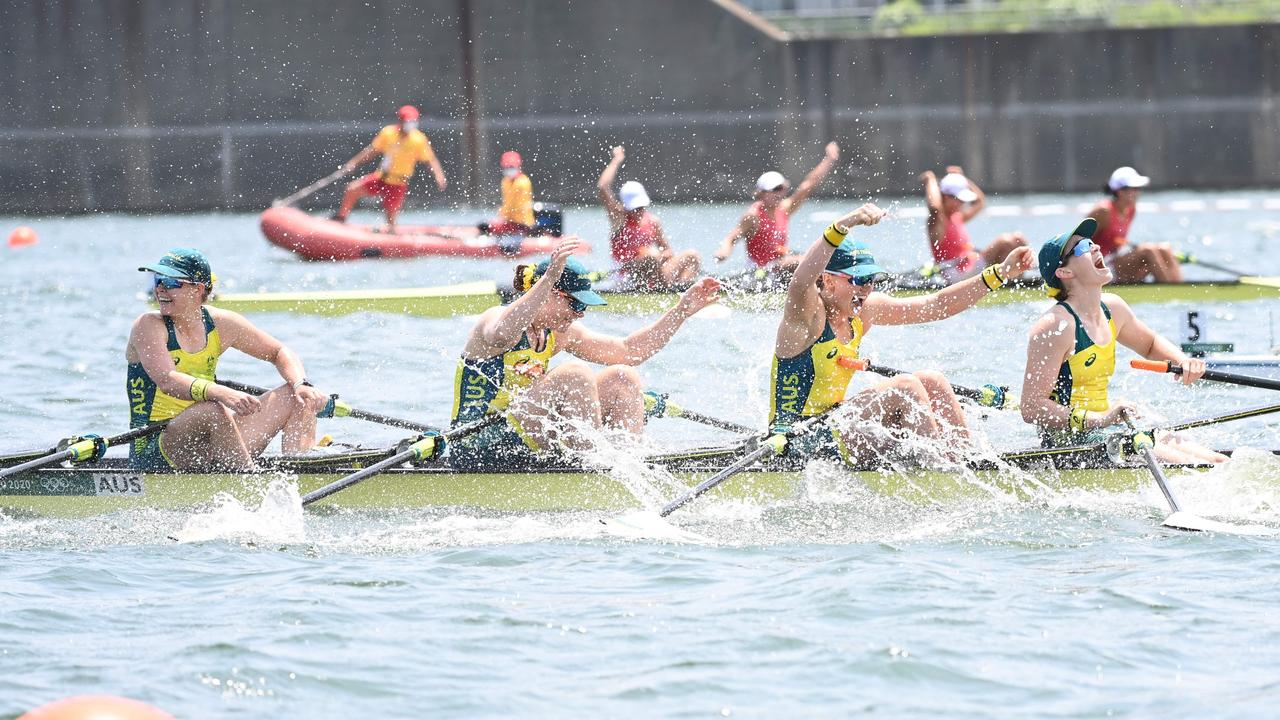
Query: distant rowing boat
0 451 1227 518
211 276 1280 318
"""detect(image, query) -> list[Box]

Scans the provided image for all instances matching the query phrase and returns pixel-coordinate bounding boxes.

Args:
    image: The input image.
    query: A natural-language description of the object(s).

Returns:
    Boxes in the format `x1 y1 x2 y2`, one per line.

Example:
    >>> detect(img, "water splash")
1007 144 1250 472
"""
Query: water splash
172 475 305 544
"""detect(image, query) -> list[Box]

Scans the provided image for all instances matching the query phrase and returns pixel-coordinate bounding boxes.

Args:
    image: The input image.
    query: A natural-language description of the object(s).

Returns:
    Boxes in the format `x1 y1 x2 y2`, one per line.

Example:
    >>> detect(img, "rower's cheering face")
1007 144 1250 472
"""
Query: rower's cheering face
820 271 873 314
1059 235 1111 287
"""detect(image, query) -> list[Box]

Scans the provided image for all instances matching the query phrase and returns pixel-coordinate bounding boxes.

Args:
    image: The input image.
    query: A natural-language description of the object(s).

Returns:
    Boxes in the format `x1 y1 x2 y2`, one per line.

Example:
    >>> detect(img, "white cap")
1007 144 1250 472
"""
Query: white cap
938 173 978 203
619 181 650 211
755 171 789 192
1108 166 1150 191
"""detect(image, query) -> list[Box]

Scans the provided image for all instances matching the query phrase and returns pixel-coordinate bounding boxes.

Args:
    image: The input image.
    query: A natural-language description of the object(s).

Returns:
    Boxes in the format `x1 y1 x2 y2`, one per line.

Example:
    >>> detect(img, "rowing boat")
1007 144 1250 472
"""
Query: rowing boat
0 453 1217 519
210 276 1280 318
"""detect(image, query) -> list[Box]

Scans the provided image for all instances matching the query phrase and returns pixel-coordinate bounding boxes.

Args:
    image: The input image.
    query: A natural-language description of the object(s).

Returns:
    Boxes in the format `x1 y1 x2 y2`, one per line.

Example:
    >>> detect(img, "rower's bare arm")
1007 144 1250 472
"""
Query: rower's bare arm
563 278 720 365
714 214 754 262
209 309 312 392
787 203 886 309
471 238 580 354
1110 296 1200 385
1020 312 1075 428
785 142 839 214
868 245 1035 325
652 220 673 252
959 176 986 221
919 172 945 244
597 146 625 217
128 315 203 400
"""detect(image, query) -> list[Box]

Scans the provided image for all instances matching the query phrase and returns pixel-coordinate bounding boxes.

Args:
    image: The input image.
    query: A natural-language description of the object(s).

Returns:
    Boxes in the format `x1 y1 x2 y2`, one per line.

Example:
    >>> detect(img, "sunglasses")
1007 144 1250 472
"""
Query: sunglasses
153 275 192 290
826 271 882 287
557 290 588 314
1064 237 1097 259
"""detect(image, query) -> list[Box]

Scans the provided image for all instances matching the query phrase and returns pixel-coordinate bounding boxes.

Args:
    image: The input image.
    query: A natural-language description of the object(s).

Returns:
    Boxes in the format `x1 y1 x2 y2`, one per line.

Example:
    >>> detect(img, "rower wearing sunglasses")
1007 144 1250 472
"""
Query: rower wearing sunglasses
126 248 330 470
770 204 1034 464
1021 219 1224 463
449 236 721 469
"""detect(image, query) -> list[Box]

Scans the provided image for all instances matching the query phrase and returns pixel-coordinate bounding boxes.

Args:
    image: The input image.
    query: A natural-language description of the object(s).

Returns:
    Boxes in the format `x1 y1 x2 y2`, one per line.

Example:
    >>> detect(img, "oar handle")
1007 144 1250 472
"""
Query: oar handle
643 392 758 435
864 362 1015 410
1130 359 1280 392
0 421 168 481
218 380 440 433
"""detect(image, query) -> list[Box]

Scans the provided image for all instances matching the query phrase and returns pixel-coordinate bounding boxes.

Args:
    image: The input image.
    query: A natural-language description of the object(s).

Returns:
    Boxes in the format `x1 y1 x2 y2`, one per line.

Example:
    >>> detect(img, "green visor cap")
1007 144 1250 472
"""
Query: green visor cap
138 248 213 285
534 257 607 306
1038 218 1098 289
826 239 888 282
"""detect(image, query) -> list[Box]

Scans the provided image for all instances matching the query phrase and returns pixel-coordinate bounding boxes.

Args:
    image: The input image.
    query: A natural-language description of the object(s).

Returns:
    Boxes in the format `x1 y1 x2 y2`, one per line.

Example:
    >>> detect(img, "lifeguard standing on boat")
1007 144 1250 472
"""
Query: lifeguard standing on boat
333 104 448 232
597 145 702 291
715 142 841 275
920 166 1027 283
126 248 329 471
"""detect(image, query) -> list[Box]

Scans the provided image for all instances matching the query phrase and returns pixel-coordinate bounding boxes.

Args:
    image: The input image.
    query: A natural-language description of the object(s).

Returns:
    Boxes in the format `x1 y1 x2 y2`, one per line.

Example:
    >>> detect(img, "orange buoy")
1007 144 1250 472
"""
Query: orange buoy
8 226 38 247
19 695 173 720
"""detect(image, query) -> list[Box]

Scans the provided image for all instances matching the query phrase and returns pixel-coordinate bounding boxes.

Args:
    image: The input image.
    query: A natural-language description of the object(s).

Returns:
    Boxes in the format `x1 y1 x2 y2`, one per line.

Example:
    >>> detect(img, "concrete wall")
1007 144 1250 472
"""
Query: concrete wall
0 0 1276 213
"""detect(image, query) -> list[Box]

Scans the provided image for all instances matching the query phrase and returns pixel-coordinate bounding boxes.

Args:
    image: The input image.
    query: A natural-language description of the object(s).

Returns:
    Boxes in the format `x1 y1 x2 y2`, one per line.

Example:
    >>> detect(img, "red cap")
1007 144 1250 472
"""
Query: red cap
500 151 522 168
398 105 420 122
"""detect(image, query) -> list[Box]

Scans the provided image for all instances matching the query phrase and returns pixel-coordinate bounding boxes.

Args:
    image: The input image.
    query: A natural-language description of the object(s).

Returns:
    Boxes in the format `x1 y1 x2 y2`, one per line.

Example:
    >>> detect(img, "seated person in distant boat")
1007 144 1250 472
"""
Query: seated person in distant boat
1086 166 1183 284
333 104 448 232
770 204 1035 466
1021 219 1223 463
715 141 841 276
448 237 721 470
597 145 701 292
920 166 1027 284
479 150 535 237
126 248 330 471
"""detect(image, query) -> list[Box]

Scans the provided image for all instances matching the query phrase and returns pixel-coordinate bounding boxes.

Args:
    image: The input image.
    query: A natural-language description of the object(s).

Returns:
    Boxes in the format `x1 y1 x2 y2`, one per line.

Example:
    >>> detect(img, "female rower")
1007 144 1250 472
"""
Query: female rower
1085 166 1183 284
126 248 329 471
714 141 841 275
449 237 720 469
920 166 1027 283
1021 219 1223 463
770 204 1035 464
597 145 701 291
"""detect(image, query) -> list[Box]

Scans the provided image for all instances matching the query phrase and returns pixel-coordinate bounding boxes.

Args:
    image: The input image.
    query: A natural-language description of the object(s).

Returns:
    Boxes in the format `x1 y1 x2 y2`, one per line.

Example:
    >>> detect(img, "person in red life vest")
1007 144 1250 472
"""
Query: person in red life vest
920 166 1027 284
715 142 841 274
596 145 701 291
1085 166 1182 284
481 151 536 236
333 105 447 232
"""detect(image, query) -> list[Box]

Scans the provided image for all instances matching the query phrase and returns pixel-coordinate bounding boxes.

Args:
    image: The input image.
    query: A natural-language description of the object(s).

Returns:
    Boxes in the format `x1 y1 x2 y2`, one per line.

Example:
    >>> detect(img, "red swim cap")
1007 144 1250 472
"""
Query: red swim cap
501 151 522 168
398 105 420 122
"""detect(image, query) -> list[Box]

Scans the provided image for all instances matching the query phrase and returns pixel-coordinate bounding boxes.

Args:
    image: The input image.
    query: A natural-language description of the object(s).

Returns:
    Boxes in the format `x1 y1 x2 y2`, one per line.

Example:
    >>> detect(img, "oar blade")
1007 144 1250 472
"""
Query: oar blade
599 511 711 542
1239 276 1280 289
1162 511 1277 536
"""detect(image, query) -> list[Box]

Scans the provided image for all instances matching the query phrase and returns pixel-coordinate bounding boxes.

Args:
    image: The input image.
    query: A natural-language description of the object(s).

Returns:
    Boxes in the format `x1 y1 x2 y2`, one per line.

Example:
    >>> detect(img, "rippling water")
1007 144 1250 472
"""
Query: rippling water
2 193 1279 717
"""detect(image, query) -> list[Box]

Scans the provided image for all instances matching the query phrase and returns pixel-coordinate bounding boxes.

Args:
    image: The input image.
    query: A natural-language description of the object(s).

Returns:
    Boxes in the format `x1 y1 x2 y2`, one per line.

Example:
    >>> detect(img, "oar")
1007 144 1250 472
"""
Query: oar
1120 412 1272 535
273 167 350 207
0 421 168 480
1175 251 1250 278
658 405 842 517
218 380 438 433
1130 359 1280 392
642 392 757 435
864 362 1018 410
300 414 501 507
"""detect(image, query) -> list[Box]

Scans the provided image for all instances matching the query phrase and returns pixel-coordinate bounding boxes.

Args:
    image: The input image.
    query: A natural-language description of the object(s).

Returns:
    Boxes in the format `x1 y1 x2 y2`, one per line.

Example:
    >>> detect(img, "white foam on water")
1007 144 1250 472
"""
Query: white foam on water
172 475 306 544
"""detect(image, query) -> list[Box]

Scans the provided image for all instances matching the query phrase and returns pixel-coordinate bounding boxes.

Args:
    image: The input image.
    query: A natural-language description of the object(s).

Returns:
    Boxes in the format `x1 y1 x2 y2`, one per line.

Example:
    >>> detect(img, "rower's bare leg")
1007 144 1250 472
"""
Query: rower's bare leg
596 365 645 434
335 180 371 221
830 379 938 465
161 403 254 471
663 250 702 286
981 232 1029 267
914 370 971 441
1156 434 1228 464
510 362 602 451
230 386 319 456
772 254 803 275
1151 243 1184 283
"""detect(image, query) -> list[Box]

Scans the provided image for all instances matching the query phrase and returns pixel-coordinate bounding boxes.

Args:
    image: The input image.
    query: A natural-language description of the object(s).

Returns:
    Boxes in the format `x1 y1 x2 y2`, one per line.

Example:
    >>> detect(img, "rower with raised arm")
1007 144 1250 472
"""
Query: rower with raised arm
1085 167 1183 284
770 204 1035 464
448 237 721 470
1021 219 1222 463
715 141 841 276
920 166 1027 284
126 249 329 471
597 145 701 291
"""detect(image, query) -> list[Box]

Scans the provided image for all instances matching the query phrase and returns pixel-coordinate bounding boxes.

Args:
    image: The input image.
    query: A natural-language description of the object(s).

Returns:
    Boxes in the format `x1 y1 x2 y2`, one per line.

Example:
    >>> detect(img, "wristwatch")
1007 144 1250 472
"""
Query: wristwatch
292 379 313 391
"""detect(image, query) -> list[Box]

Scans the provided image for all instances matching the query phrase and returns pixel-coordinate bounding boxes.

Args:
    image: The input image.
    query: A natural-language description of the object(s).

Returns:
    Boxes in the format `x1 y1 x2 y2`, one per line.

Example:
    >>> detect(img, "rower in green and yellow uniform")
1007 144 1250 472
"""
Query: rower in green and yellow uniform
1020 219 1226 463
449 237 721 469
126 248 330 470
770 204 1035 464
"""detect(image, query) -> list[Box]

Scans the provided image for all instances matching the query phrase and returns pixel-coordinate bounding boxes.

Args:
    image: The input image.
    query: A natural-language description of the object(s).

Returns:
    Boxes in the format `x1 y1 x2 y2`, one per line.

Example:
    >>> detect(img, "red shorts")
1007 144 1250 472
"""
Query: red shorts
357 173 409 213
